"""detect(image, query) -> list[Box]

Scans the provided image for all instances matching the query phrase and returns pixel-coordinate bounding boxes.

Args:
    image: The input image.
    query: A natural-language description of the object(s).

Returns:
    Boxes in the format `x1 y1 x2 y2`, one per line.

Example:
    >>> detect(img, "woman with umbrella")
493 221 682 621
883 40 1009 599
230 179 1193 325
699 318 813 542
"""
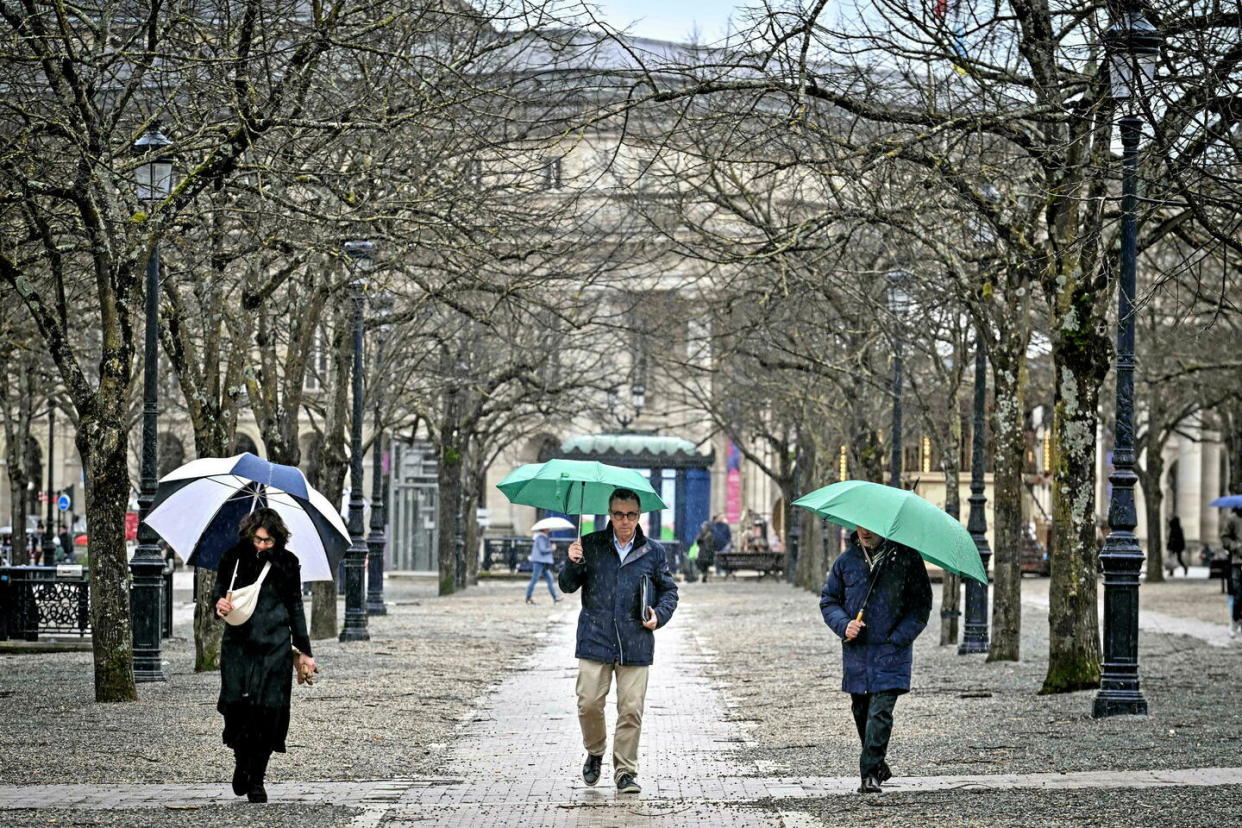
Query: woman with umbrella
525 517 568 604
213 508 316 803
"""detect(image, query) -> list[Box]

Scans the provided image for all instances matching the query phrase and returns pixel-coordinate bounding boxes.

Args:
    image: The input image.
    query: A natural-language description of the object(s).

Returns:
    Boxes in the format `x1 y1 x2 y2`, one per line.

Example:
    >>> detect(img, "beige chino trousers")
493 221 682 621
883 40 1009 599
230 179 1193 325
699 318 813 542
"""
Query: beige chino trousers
575 658 650 783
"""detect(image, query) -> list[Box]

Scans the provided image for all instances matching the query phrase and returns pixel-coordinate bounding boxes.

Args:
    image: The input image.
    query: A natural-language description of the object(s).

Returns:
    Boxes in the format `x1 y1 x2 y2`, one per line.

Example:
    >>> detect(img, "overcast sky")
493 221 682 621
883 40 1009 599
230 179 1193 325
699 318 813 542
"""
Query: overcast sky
587 1 747 43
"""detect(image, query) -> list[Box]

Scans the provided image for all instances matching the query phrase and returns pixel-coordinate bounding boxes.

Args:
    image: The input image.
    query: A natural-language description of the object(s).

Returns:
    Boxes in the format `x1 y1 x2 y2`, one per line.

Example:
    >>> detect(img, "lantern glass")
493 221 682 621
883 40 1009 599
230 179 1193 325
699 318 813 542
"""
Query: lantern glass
886 271 911 316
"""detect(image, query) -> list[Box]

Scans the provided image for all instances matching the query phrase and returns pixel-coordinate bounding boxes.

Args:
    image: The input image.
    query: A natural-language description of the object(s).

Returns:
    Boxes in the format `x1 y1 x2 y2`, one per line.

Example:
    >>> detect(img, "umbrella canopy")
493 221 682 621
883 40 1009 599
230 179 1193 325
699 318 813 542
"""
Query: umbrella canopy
497 459 667 516
143 453 347 581
794 480 988 584
530 516 576 533
1209 494 1242 509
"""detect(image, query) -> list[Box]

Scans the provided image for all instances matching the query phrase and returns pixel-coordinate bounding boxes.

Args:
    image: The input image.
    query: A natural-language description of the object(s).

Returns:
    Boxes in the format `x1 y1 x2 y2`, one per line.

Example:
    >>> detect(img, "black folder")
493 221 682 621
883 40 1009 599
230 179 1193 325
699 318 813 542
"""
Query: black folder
638 574 653 622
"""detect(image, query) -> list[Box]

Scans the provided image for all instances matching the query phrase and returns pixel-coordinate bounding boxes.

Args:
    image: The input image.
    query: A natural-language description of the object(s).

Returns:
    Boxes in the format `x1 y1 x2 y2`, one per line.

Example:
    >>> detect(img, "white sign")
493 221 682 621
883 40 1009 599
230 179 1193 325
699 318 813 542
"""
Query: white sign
56 564 84 578
476 508 491 528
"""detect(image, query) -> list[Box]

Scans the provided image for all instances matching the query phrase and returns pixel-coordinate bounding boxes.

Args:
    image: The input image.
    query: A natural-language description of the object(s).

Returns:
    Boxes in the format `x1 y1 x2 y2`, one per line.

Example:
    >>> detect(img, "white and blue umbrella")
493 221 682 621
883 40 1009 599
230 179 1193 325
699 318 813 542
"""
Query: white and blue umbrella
143 453 347 581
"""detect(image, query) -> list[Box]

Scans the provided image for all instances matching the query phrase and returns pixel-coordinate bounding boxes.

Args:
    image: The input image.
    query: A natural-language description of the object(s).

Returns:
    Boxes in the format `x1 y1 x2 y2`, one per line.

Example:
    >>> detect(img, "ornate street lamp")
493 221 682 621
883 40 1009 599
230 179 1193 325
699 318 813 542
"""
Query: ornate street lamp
1094 7 1162 718
131 123 173 682
367 293 394 616
607 382 646 431
959 339 992 654
886 270 911 488
340 240 374 642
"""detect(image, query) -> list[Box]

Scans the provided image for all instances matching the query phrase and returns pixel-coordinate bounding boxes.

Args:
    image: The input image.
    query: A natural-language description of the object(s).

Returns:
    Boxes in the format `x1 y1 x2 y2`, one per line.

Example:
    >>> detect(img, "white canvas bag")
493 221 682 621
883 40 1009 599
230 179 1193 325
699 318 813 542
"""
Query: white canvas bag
223 560 271 626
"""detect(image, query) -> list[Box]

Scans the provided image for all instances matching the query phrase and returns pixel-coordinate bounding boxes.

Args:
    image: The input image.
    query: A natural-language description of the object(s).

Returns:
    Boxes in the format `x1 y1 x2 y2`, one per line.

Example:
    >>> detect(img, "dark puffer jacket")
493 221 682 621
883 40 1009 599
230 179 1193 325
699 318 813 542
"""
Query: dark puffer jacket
558 524 678 666
819 537 932 694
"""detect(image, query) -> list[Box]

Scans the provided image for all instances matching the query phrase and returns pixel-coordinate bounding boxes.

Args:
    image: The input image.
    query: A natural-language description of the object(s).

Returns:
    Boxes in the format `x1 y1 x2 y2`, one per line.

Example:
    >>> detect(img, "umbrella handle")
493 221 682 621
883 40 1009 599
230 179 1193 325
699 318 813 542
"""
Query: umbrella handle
855 609 864 623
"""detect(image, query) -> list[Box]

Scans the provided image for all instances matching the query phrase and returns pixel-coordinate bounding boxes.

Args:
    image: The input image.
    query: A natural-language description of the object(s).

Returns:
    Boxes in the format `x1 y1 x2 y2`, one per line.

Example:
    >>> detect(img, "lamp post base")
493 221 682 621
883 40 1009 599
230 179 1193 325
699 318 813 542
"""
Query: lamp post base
957 638 989 655
1092 692 1148 719
339 626 371 643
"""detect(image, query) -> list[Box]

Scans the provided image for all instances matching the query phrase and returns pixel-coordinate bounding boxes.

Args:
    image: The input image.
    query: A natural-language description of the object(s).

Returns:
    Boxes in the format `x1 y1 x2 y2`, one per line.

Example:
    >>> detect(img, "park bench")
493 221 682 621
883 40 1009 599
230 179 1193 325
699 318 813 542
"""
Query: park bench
717 551 784 579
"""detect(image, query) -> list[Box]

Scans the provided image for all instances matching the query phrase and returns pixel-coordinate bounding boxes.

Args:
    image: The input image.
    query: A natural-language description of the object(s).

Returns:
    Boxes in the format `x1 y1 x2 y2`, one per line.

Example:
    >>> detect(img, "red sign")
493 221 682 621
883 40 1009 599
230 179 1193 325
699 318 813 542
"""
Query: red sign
125 512 139 541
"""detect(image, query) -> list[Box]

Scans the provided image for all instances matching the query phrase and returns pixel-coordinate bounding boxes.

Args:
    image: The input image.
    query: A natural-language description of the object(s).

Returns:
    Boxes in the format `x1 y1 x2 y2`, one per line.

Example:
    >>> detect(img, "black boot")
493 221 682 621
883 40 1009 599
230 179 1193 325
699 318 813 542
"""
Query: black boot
247 750 270 803
230 750 250 796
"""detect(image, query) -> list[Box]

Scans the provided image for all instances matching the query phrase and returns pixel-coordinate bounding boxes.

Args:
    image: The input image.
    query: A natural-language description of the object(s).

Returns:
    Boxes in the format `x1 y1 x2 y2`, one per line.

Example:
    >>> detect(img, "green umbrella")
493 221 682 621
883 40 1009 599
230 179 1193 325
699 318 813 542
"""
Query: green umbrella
496 459 667 528
793 479 988 584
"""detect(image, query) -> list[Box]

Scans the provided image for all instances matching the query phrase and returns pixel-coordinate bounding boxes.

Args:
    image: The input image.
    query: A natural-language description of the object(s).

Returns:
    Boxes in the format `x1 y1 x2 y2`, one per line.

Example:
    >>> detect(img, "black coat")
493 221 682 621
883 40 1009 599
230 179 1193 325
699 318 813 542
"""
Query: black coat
213 541 311 752
820 538 932 695
558 524 678 666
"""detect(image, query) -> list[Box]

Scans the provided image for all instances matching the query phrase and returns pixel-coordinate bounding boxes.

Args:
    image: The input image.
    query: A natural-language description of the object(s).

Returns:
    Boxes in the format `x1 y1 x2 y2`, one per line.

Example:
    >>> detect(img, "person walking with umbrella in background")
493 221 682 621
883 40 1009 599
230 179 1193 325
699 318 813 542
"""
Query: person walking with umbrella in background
525 518 566 604
214 508 316 803
819 523 931 794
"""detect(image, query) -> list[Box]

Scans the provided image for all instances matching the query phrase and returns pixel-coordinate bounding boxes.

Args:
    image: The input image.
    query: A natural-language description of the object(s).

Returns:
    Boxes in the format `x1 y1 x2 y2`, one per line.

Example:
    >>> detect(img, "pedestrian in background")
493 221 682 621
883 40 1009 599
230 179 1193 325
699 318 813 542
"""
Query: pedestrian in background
525 526 561 605
711 514 732 575
819 525 932 794
559 488 678 795
58 525 73 564
694 520 715 583
744 519 769 554
214 508 316 803
1221 508 1242 637
1166 515 1187 577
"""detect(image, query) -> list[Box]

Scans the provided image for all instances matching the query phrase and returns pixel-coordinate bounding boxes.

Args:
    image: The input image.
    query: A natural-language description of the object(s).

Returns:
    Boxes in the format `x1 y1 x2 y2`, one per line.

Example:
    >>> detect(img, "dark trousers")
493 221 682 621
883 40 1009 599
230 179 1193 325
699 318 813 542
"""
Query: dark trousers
850 690 899 779
1232 565 1242 621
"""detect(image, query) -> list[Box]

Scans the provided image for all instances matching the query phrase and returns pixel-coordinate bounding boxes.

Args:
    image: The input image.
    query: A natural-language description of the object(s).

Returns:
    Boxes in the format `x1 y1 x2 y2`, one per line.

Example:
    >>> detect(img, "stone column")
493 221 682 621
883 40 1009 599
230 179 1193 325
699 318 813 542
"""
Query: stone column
1175 419 1203 549
1201 429 1222 549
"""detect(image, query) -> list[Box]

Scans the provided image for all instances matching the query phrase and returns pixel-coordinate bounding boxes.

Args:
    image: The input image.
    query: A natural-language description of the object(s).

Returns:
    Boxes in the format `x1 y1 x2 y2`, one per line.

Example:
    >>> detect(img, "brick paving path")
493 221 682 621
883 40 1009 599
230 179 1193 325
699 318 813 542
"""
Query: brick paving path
2 600 1240 826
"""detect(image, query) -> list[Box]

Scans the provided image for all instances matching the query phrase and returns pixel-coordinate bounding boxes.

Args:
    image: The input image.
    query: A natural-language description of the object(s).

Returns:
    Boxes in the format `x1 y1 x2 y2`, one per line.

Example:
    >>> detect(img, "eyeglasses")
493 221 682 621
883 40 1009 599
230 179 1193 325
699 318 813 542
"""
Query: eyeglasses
610 511 640 522
253 534 276 546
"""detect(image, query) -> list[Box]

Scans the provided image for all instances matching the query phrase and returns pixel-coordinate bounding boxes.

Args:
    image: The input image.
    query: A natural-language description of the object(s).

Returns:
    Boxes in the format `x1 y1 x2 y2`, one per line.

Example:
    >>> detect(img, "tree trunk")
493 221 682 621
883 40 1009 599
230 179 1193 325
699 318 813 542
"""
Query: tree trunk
310 304 352 639
794 506 824 591
1140 465 1165 581
78 418 138 702
436 443 464 596
988 336 1028 663
2 360 37 560
1041 357 1103 693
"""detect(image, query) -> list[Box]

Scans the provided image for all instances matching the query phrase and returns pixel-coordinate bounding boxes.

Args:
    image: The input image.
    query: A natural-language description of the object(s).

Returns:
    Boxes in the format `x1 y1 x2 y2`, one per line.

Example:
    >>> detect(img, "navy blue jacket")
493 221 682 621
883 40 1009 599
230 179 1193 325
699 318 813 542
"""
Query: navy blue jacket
558 524 678 666
819 538 932 695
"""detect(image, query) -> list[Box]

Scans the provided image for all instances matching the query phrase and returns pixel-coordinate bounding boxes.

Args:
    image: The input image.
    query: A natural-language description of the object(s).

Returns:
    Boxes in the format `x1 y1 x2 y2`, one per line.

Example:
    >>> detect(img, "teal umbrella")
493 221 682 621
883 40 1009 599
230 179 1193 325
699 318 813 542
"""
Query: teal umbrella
793 480 988 584
496 460 667 529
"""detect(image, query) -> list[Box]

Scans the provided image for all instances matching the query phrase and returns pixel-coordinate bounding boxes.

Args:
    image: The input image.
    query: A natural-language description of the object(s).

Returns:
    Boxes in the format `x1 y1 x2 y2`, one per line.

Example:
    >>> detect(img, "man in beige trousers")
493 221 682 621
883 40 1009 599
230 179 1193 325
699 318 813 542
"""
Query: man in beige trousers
560 488 679 795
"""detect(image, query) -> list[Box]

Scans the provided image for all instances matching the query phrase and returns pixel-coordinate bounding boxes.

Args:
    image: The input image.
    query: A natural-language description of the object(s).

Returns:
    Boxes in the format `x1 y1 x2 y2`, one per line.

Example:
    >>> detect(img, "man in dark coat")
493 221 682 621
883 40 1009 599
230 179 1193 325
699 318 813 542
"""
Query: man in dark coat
820 524 932 793
560 488 678 795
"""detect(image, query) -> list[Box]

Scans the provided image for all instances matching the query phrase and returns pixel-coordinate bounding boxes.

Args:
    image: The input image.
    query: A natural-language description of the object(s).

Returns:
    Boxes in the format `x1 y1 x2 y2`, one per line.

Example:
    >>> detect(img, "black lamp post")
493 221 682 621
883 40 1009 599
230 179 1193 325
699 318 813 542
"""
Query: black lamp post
886 270 911 488
131 123 173 682
340 240 374 642
959 338 992 654
607 382 646 431
366 294 393 616
1094 8 1161 718
43 404 56 567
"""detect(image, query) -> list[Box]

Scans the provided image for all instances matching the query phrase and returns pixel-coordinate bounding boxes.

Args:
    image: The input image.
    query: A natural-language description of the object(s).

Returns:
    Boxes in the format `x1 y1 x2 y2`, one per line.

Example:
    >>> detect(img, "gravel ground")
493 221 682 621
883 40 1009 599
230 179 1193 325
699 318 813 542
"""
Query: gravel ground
773 784 1241 827
0 805 361 828
0 576 559 785
680 577 1242 780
